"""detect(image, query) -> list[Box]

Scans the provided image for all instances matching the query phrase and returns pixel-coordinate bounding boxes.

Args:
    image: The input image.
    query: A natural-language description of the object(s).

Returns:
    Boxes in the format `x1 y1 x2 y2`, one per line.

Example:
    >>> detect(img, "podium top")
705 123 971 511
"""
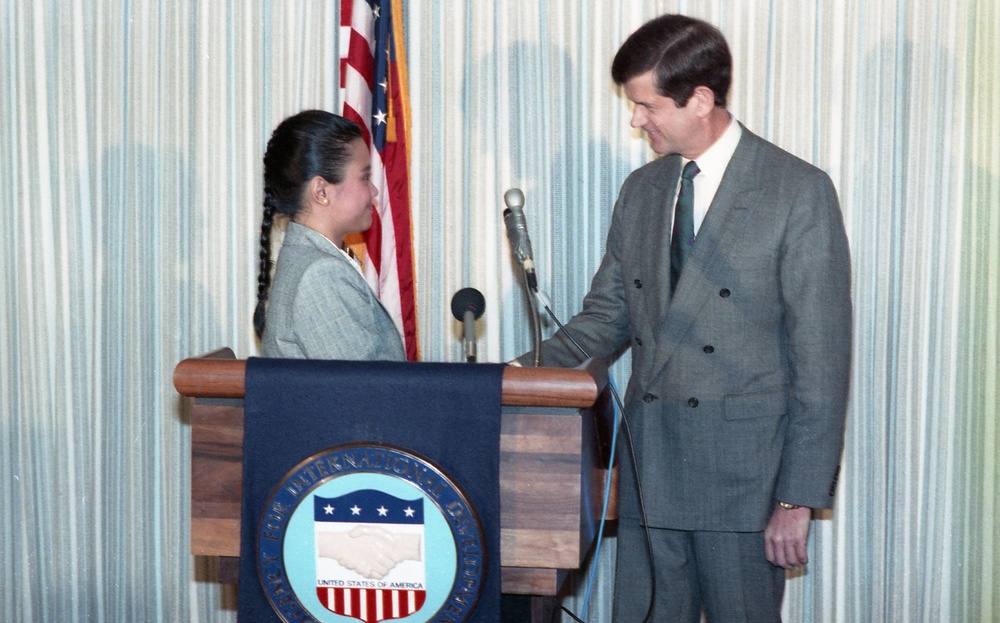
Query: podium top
173 348 607 408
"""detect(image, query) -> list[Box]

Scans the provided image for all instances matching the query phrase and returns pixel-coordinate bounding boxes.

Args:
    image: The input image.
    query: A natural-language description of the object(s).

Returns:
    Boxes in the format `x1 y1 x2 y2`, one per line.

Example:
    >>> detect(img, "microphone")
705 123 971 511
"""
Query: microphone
502 188 538 292
450 287 486 363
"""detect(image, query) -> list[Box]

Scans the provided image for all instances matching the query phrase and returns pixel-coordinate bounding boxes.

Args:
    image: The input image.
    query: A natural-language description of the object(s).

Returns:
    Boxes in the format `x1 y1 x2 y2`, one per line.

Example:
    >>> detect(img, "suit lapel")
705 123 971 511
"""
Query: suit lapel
285 222 400 328
644 129 767 385
637 157 681 335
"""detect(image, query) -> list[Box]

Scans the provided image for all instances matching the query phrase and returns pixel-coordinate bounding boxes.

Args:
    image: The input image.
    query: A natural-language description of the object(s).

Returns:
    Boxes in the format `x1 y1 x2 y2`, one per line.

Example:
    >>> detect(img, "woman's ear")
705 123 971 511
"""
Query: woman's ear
306 175 332 207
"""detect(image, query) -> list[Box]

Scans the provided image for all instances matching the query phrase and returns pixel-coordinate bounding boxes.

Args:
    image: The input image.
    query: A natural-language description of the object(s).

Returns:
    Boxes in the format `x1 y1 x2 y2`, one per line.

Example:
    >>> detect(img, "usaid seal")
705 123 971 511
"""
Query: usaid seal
256 443 487 623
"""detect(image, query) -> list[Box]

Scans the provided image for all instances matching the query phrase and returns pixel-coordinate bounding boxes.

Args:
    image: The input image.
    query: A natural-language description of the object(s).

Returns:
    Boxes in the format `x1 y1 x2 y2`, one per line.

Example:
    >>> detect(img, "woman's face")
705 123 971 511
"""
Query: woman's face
330 138 378 236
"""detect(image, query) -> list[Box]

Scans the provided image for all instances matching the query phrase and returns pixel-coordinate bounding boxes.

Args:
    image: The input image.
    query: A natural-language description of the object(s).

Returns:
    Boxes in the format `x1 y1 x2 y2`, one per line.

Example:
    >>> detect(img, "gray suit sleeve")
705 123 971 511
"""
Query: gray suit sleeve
523 192 633 367
773 170 852 509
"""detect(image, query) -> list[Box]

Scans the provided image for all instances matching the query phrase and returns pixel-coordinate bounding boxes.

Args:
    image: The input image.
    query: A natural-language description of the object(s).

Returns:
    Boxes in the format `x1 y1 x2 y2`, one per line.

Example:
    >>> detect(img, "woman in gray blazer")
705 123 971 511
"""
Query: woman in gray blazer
252 110 405 361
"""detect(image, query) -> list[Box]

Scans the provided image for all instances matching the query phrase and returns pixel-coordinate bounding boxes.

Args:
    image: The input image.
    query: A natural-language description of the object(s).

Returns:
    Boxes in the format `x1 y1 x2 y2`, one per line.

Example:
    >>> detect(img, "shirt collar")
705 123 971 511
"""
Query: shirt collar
684 116 741 179
329 239 365 276
289 222 365 276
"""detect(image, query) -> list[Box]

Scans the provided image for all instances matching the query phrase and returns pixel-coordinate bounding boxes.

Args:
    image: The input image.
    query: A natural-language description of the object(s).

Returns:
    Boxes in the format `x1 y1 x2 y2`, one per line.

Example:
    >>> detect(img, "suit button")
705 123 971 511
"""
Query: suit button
703 345 714 354
634 279 642 288
688 397 699 407
719 288 731 298
635 337 643 346
643 393 658 403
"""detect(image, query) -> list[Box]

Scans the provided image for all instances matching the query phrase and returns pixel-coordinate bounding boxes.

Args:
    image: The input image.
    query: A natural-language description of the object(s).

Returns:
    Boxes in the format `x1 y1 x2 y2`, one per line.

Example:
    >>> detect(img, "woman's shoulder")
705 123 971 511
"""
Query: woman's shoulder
275 227 354 276
298 252 366 289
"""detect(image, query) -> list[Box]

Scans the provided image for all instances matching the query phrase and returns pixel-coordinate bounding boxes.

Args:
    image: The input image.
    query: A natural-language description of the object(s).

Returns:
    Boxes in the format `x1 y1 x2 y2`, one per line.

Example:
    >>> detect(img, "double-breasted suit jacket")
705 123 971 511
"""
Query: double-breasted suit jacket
535 126 851 532
261 222 406 362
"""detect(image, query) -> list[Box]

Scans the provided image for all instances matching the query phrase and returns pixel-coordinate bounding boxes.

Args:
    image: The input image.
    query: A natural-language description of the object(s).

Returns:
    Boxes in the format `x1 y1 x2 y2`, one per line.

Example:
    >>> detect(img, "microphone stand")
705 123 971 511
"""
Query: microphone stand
501 187 542 366
524 273 542 367
451 288 486 363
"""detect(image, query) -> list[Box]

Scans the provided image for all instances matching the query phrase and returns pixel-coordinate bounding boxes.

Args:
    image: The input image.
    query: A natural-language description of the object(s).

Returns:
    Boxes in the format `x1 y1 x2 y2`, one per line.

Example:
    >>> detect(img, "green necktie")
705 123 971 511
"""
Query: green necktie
670 160 700 294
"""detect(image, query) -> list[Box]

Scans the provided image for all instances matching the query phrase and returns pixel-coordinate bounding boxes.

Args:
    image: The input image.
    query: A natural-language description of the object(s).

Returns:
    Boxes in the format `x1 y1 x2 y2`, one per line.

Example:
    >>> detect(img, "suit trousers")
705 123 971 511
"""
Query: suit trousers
612 518 785 623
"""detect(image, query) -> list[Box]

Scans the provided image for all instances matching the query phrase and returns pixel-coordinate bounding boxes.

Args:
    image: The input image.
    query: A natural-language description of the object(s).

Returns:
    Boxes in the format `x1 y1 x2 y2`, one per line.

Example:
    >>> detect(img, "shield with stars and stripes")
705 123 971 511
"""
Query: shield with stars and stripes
314 490 426 623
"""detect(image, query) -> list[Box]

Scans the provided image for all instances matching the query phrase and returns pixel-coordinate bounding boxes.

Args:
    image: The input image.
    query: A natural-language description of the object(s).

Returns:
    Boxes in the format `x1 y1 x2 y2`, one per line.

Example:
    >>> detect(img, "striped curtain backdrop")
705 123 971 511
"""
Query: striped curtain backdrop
0 0 997 621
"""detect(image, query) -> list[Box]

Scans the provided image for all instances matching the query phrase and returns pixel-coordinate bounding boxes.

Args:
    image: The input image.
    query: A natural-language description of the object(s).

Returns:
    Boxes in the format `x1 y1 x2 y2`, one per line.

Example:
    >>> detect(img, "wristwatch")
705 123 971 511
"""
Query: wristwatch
777 501 801 510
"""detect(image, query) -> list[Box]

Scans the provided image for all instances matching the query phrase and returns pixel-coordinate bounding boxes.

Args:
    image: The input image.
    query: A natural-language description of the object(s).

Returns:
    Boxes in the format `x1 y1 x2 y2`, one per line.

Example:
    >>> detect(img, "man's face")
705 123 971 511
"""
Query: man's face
623 71 700 156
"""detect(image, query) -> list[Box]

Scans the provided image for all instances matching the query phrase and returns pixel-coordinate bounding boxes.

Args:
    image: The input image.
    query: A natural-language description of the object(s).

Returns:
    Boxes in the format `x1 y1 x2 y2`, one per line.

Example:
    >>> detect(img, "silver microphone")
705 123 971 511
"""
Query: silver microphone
502 188 538 292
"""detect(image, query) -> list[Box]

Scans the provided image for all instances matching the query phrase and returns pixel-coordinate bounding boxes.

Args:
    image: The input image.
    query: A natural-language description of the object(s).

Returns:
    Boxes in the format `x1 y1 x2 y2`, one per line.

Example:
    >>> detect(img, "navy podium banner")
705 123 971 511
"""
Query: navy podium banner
237 358 503 623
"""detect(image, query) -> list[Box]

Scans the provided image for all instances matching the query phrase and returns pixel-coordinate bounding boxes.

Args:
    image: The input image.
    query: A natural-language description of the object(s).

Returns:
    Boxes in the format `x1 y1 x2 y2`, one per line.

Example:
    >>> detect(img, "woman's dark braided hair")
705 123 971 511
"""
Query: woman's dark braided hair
253 110 363 339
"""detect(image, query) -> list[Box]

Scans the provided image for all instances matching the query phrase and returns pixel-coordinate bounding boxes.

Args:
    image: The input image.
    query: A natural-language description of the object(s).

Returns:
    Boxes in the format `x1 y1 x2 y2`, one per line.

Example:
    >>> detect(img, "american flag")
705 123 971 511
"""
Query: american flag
340 0 419 360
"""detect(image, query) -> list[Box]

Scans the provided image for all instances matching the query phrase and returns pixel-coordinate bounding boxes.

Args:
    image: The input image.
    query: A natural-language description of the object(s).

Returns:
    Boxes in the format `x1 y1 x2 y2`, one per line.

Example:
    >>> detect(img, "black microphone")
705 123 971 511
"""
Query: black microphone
450 287 486 363
502 188 538 292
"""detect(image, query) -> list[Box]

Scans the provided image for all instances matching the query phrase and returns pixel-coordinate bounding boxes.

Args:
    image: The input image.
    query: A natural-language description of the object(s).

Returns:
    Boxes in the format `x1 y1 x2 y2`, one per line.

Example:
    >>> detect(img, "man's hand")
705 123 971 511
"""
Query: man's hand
764 503 811 569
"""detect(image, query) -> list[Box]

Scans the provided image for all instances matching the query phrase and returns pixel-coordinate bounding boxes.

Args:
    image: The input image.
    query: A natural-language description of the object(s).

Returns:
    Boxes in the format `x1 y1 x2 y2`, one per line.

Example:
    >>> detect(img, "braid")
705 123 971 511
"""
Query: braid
253 195 276 339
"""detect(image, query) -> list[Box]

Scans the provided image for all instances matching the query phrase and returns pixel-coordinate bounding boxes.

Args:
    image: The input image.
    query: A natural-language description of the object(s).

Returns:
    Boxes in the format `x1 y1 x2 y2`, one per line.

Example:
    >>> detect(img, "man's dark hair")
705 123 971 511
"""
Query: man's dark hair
611 14 732 108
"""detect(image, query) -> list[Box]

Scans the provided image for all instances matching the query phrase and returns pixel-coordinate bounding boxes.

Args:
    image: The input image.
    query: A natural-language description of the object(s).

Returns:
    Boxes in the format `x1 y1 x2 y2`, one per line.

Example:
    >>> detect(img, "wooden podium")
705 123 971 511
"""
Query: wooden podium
173 348 617 616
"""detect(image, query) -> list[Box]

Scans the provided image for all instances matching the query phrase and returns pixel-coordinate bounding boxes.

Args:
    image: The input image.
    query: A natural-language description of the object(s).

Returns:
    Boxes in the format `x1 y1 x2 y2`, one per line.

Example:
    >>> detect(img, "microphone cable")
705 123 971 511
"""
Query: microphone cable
533 290 658 623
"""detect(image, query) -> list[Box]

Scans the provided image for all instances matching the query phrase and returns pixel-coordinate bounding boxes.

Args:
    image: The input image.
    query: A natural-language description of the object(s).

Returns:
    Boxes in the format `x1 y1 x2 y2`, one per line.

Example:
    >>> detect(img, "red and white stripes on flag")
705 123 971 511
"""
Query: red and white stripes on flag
318 586 426 623
340 0 419 360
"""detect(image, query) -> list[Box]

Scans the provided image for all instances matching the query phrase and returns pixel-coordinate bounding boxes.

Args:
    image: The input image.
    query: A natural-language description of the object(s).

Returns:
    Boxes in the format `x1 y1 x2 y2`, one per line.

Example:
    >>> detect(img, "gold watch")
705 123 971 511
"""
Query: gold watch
778 501 801 510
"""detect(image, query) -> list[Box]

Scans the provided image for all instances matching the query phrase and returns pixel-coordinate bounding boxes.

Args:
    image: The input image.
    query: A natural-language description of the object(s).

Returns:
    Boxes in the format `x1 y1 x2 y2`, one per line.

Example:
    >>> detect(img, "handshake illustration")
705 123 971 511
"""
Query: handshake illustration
317 526 423 580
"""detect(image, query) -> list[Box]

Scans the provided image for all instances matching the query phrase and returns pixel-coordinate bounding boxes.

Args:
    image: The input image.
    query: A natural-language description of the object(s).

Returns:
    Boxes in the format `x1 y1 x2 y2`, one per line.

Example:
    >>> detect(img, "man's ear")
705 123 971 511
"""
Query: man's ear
691 86 717 117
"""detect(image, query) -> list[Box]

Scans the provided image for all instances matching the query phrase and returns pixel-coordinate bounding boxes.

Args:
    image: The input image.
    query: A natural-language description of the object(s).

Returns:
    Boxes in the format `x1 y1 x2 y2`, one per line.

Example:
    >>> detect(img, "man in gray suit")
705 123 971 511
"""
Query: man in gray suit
524 14 851 622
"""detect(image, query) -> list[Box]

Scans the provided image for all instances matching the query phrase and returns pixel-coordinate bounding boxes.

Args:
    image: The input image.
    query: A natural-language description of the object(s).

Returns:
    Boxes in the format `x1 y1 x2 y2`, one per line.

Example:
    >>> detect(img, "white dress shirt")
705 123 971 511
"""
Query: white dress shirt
677 117 742 235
